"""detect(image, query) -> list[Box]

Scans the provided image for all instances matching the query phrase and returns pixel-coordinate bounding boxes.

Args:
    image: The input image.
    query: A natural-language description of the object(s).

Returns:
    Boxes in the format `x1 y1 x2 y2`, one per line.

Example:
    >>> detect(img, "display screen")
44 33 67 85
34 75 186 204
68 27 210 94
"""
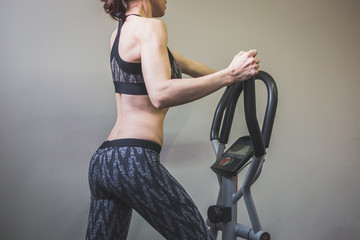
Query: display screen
227 144 252 156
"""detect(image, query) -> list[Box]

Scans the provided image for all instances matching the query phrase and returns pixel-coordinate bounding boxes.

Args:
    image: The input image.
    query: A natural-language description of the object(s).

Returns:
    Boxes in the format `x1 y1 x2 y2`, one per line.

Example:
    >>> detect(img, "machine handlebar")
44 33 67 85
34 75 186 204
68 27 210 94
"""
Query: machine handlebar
210 71 278 156
244 77 265 157
257 71 278 148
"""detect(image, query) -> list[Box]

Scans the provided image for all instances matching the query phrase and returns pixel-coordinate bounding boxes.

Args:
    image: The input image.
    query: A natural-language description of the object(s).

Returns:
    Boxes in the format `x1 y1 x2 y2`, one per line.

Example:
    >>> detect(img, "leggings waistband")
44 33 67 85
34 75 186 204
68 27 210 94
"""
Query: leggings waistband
99 138 161 154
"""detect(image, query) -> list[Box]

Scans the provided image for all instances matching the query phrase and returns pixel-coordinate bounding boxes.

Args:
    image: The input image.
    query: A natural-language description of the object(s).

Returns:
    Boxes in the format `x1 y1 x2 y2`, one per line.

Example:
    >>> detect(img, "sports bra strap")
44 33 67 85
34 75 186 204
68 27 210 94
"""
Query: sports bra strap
113 14 141 58
113 20 123 56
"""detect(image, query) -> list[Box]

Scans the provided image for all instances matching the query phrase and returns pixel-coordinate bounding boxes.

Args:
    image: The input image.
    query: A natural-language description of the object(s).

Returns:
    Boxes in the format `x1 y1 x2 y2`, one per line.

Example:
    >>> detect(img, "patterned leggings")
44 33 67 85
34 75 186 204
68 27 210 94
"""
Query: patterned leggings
86 139 213 240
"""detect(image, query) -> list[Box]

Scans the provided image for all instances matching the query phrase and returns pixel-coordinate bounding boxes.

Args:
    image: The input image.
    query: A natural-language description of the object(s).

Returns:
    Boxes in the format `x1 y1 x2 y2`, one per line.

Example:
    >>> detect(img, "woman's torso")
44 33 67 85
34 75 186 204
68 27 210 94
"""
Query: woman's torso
106 16 181 146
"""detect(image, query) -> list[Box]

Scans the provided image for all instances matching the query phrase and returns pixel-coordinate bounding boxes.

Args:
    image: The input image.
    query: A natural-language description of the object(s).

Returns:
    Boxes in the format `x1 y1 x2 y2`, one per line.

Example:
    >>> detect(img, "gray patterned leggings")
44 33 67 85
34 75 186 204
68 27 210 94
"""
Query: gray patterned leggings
86 139 213 240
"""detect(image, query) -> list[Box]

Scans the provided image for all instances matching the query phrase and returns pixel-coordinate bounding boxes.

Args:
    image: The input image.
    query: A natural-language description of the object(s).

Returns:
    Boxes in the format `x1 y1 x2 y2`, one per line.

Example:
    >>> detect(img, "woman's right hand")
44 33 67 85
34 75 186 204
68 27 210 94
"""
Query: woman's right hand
227 49 260 83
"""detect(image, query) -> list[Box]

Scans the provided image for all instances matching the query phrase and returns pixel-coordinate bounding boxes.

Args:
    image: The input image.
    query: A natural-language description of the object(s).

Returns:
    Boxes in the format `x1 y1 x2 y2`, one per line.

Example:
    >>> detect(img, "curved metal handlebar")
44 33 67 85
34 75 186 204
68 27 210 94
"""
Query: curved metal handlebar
257 71 278 148
210 71 278 156
244 77 265 157
210 86 232 142
210 82 243 144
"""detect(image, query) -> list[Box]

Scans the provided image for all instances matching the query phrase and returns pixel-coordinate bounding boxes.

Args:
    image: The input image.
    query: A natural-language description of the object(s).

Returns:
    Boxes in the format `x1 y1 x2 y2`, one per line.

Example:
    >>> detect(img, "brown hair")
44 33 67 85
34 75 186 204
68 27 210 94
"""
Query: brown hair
100 0 127 20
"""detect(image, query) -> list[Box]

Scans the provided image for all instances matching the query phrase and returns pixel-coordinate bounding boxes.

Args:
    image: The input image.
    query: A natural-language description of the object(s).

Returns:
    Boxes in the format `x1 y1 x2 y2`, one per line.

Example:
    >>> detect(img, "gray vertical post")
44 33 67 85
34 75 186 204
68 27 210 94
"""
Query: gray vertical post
222 176 237 240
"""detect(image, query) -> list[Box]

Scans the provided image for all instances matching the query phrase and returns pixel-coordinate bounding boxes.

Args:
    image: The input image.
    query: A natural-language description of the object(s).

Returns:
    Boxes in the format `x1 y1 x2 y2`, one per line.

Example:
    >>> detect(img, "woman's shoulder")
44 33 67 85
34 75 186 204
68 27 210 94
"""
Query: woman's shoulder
131 17 167 47
139 17 167 36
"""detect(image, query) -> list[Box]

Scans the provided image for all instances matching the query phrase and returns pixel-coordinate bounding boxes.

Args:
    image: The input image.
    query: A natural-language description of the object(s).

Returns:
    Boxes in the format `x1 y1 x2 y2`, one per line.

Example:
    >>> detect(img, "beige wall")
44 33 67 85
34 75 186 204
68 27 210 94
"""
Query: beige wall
0 0 359 239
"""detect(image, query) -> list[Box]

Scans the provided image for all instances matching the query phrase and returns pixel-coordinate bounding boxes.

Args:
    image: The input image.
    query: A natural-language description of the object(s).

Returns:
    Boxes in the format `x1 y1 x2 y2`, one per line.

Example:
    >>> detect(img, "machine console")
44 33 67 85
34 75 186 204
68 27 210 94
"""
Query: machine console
211 136 254 177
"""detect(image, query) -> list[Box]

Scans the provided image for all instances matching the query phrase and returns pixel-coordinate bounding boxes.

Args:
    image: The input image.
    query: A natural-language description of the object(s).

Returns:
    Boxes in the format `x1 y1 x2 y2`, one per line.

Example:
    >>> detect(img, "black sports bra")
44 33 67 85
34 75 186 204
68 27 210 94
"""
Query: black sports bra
110 15 182 95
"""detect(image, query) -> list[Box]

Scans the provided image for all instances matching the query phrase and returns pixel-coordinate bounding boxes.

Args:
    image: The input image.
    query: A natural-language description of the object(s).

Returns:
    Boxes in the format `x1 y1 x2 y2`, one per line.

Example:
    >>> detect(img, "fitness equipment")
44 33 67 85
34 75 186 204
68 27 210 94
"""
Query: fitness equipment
207 71 278 240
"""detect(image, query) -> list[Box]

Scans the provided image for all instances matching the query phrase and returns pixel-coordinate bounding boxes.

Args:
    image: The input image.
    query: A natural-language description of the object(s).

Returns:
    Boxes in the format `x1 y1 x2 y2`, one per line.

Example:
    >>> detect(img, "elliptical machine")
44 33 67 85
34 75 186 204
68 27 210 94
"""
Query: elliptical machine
207 71 278 240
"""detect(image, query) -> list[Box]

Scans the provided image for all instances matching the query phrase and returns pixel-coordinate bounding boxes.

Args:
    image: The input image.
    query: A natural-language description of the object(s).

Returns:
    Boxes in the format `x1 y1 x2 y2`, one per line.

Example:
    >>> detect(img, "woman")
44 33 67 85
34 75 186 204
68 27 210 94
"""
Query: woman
86 0 260 239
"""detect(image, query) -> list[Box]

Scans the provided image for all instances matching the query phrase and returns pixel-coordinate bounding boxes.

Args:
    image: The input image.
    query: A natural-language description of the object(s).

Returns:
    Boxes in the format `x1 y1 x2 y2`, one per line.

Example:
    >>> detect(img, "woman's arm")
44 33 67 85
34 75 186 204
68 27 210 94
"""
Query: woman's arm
140 19 259 109
170 50 217 77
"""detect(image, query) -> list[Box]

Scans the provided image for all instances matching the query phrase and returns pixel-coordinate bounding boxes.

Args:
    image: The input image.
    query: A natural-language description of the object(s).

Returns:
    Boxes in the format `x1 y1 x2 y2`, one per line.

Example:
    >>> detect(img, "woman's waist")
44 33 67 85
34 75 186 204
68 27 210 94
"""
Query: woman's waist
107 120 164 146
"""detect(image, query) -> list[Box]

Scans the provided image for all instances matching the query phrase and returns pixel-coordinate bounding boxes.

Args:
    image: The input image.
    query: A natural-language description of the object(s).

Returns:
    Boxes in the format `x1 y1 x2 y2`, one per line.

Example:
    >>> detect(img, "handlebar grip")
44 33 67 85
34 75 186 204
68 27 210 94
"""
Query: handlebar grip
256 71 278 148
244 77 266 157
210 86 232 141
219 82 243 144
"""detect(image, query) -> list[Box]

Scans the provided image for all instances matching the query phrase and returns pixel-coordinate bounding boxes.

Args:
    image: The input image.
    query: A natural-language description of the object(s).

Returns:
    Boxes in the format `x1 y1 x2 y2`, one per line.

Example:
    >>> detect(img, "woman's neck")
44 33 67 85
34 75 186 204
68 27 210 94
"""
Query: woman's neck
126 1 152 18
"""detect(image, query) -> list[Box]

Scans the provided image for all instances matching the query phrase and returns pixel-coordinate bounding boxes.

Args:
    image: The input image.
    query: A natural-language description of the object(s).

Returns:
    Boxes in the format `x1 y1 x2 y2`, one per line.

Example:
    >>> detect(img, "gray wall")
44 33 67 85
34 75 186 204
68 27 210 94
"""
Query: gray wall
1 0 359 239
